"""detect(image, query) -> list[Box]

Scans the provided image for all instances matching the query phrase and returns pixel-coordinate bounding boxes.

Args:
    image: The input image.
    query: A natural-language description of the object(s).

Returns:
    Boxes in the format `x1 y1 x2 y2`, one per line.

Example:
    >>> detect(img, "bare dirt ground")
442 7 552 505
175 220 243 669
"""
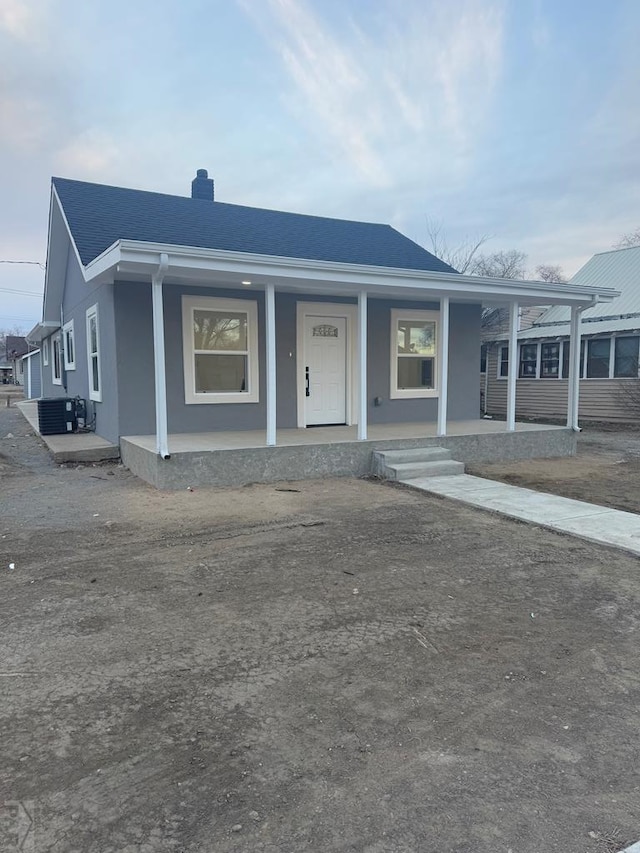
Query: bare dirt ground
1 405 640 853
468 425 640 515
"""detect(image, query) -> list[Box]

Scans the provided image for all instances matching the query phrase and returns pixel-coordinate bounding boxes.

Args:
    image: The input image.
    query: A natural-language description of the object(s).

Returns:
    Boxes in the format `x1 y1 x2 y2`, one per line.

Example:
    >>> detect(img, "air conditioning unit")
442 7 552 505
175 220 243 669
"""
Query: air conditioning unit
37 398 78 436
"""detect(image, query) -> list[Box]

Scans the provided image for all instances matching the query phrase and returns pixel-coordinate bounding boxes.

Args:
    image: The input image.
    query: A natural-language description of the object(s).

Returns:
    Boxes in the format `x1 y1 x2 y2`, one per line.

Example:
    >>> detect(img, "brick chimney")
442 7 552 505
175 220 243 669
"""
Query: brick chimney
191 169 214 201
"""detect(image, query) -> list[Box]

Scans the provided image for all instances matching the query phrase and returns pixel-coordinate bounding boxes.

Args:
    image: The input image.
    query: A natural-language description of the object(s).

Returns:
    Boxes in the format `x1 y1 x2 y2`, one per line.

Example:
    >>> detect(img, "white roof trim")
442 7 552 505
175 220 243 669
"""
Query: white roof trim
82 239 620 306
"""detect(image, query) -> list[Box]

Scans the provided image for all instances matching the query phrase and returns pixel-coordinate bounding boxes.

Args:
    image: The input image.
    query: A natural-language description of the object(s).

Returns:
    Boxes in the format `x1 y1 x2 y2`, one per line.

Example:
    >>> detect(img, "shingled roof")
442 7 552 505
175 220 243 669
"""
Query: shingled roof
52 177 456 274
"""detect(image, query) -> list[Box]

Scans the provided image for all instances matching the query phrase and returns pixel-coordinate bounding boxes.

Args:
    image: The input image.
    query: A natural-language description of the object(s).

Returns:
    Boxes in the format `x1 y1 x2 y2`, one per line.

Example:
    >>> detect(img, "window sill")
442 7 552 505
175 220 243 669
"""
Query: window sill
390 390 438 400
185 393 259 405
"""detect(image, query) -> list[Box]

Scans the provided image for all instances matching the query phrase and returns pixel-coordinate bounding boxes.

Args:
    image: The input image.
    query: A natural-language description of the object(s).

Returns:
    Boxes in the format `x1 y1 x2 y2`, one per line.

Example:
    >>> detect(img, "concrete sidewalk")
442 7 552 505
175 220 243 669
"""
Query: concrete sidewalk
402 472 640 557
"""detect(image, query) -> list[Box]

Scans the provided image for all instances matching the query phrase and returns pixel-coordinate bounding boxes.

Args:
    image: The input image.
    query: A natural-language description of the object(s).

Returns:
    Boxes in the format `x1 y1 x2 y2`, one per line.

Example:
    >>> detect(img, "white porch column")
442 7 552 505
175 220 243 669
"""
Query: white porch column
506 301 519 432
436 296 450 437
152 253 170 459
265 283 277 446
567 305 583 430
358 291 368 441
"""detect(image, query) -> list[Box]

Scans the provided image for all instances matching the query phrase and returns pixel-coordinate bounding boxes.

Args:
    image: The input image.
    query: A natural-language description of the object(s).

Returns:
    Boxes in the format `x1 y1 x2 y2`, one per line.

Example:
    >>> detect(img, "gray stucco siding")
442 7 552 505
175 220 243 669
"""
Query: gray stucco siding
39 249 120 443
114 282 481 439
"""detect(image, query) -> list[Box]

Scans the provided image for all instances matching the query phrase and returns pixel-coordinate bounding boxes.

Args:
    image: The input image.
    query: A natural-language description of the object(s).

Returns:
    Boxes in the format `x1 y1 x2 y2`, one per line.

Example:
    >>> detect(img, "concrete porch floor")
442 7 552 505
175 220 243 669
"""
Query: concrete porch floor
120 420 576 489
123 418 562 453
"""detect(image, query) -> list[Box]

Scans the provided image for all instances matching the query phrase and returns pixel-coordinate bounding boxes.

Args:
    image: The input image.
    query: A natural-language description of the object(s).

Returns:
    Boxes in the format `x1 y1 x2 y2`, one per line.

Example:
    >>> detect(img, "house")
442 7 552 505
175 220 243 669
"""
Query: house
26 170 617 487
483 246 640 422
21 349 41 399
5 335 30 385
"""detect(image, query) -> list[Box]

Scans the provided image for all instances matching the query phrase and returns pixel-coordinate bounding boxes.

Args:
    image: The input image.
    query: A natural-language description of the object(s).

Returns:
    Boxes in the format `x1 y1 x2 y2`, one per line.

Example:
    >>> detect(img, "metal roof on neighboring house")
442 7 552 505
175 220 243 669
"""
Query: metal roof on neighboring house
516 315 640 341
531 245 640 326
52 177 457 274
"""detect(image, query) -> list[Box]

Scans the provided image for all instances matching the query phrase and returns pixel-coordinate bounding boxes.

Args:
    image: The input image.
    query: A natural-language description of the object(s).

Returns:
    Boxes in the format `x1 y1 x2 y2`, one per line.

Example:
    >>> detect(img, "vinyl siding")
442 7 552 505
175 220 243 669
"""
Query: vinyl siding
484 346 639 422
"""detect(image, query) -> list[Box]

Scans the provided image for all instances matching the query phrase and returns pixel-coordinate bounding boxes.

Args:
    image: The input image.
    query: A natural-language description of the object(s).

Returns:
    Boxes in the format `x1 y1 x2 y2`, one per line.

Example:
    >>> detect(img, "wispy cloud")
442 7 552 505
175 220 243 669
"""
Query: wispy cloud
239 0 506 187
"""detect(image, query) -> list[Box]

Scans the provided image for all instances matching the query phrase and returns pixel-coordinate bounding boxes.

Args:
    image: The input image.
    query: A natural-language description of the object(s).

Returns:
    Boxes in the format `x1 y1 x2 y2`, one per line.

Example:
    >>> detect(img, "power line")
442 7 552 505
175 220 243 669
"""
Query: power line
0 260 45 269
0 287 43 297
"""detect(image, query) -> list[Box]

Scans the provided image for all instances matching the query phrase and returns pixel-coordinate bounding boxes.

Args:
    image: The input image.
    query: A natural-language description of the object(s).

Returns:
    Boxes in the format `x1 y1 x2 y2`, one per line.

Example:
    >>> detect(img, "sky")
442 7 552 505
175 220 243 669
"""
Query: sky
1 0 640 333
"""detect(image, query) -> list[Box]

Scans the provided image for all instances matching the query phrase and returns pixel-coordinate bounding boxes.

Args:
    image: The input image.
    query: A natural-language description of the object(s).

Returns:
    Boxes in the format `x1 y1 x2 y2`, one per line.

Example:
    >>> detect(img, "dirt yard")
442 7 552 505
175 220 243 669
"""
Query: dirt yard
468 426 640 515
1 406 640 853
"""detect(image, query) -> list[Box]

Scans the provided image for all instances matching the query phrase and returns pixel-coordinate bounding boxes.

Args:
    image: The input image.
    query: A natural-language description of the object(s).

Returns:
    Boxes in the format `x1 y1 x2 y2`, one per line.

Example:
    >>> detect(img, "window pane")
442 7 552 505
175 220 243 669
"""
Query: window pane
66 331 74 364
195 354 248 393
194 311 247 351
397 321 436 356
480 344 487 373
614 336 639 378
397 357 433 389
587 338 610 378
89 316 99 355
92 355 100 392
540 343 559 378
499 346 509 377
519 344 538 378
562 341 586 379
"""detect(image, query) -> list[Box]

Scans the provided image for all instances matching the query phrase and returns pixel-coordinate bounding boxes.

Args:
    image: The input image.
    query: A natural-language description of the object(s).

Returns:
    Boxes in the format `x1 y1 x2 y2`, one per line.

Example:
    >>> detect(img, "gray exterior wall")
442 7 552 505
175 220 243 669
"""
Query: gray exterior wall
40 247 120 442
114 282 481 439
23 353 41 398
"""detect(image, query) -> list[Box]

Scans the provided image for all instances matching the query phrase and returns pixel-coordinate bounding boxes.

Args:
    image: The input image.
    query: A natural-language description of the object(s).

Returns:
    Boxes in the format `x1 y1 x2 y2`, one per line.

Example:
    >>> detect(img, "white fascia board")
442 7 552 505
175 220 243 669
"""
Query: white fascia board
22 349 41 361
26 320 60 343
49 185 87 277
86 239 619 305
83 242 123 281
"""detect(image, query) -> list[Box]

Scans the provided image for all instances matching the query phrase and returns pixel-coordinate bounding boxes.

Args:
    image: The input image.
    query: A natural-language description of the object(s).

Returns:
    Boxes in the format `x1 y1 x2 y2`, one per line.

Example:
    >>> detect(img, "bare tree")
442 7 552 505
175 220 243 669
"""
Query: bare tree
472 249 528 279
534 263 566 282
613 227 640 249
424 217 491 273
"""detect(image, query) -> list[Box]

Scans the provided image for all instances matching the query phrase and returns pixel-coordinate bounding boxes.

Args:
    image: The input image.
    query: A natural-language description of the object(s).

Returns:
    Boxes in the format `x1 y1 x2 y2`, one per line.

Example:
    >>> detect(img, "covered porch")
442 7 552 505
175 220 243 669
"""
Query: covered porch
120 419 574 489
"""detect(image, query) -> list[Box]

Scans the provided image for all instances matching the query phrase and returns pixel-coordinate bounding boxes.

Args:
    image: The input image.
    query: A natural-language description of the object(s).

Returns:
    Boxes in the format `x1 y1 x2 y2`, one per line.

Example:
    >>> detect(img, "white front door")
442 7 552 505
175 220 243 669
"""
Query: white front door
304 315 347 425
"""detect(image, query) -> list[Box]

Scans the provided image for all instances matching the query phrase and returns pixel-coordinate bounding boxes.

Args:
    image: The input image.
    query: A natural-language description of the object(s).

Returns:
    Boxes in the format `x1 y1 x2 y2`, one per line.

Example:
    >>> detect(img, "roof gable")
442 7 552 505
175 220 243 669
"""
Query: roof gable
52 177 456 274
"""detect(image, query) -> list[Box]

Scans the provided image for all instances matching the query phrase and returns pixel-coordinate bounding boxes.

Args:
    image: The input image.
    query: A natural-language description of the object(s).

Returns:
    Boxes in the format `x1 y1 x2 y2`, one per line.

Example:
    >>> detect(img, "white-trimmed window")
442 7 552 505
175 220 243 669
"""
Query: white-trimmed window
498 345 509 378
390 309 438 398
42 337 49 366
52 334 62 385
63 320 75 370
86 304 102 402
182 295 259 404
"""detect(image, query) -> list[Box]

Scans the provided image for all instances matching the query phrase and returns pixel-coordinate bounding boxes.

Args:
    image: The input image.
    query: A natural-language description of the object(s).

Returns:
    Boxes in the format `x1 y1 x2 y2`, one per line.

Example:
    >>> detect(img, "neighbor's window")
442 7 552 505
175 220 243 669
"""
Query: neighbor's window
614 336 639 378
480 344 487 373
586 338 610 378
63 320 75 370
561 340 586 379
182 295 259 404
540 342 560 378
519 343 538 378
42 337 49 366
390 309 438 398
498 345 509 378
86 304 102 401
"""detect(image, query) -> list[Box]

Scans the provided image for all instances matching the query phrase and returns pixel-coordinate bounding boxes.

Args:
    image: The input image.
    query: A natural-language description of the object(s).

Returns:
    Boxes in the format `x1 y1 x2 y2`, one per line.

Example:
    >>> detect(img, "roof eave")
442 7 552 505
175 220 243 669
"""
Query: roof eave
82 240 620 305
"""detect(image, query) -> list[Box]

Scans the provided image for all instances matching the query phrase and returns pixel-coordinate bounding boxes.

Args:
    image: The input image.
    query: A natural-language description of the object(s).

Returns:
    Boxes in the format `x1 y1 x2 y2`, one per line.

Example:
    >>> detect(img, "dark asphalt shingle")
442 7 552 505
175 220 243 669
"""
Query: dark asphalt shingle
52 177 456 273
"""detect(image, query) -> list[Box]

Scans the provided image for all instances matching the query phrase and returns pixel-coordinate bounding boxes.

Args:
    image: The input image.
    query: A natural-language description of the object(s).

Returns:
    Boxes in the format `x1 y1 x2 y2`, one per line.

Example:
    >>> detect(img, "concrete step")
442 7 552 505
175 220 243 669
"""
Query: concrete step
372 445 465 481
385 459 465 481
376 446 453 465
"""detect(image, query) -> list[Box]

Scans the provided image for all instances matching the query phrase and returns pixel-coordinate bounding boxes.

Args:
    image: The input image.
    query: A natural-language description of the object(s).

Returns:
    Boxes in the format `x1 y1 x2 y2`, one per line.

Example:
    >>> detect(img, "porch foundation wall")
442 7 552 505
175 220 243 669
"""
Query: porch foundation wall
120 428 576 490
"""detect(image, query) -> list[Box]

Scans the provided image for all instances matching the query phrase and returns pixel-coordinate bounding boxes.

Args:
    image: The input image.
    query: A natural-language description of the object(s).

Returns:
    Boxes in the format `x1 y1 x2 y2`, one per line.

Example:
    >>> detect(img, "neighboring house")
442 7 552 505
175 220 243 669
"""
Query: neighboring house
26 170 616 484
5 336 30 385
483 246 640 422
21 349 42 399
